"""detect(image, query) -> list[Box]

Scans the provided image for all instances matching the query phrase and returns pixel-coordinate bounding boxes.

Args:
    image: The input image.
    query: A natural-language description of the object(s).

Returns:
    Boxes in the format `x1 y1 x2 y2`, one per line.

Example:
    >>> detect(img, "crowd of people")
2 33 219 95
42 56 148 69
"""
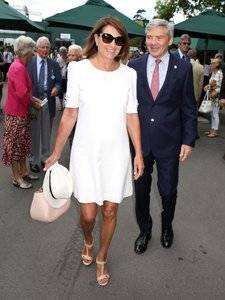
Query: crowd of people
0 16 225 287
173 34 225 139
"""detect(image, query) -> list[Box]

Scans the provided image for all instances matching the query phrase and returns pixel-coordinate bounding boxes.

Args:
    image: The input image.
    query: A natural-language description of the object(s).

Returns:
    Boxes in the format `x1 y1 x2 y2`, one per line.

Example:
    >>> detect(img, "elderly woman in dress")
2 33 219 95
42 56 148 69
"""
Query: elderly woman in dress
45 16 144 286
67 44 83 62
2 36 41 189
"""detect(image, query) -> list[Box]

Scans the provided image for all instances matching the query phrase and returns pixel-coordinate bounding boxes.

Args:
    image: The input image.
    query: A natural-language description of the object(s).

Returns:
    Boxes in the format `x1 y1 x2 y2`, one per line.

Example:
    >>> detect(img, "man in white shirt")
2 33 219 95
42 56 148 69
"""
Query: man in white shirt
28 37 61 173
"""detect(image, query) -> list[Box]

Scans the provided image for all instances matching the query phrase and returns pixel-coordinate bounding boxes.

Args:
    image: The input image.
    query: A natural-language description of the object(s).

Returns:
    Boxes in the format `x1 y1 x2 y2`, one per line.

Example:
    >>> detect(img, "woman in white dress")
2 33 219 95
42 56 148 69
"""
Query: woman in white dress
45 16 144 286
204 58 223 137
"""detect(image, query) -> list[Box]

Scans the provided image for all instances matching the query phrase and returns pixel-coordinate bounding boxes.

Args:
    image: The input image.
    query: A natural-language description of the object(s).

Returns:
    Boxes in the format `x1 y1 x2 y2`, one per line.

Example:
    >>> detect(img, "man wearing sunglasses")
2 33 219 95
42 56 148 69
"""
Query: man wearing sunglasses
174 34 191 61
128 19 197 254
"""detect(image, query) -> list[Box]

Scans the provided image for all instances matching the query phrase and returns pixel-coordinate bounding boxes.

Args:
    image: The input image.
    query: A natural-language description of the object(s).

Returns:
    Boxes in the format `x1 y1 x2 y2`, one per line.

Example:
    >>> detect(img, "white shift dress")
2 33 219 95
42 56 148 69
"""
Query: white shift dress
65 59 138 206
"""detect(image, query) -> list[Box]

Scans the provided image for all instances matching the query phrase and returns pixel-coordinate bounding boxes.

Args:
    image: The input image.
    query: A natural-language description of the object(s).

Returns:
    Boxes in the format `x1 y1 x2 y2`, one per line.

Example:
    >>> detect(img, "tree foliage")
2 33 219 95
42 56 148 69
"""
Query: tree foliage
155 0 225 20
133 9 149 27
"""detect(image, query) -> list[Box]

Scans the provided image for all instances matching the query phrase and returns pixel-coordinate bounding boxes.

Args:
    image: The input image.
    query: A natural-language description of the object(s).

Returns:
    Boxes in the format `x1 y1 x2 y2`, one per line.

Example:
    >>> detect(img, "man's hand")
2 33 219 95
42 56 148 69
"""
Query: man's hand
133 154 144 180
51 87 58 97
179 144 192 162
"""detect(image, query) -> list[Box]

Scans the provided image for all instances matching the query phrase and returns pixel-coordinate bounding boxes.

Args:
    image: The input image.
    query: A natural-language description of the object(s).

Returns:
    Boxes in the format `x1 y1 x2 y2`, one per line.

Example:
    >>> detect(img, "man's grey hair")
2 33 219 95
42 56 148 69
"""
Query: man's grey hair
145 19 174 39
36 36 50 48
14 35 36 57
179 34 191 43
59 46 67 53
215 53 223 60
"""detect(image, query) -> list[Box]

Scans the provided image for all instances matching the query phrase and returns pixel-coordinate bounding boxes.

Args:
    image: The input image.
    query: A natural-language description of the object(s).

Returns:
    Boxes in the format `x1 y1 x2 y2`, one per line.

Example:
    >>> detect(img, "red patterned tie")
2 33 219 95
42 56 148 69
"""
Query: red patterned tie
151 59 161 100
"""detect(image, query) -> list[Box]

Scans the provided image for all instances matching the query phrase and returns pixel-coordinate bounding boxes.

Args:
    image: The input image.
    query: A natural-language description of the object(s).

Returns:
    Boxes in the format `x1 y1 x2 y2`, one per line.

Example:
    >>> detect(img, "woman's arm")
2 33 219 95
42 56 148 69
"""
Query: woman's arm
127 113 144 180
44 107 78 169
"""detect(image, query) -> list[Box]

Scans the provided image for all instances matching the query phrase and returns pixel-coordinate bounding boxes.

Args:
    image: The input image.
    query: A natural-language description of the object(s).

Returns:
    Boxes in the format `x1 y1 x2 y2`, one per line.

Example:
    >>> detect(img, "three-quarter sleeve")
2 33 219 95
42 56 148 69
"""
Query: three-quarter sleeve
12 66 31 106
65 61 80 108
126 68 138 113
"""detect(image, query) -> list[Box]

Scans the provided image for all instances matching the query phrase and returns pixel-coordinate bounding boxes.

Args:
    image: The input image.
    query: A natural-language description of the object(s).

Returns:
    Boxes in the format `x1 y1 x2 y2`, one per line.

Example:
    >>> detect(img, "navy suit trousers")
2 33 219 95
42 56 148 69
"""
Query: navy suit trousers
134 152 179 233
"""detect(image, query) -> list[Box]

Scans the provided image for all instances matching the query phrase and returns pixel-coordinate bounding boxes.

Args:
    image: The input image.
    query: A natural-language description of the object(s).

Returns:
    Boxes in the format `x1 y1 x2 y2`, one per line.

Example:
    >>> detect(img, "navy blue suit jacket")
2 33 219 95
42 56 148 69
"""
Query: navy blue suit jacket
128 53 197 158
173 50 190 62
28 57 61 118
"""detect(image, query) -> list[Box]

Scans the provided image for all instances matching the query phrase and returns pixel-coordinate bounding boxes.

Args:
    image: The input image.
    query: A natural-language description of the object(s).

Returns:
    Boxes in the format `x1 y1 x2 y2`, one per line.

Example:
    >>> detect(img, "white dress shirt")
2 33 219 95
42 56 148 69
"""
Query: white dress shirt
36 55 48 90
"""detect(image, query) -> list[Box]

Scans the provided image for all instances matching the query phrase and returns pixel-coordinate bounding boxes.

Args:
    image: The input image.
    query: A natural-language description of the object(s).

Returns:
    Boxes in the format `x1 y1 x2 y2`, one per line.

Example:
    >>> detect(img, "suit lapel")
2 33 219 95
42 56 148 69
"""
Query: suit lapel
154 54 177 102
33 56 38 84
47 58 51 90
140 54 155 104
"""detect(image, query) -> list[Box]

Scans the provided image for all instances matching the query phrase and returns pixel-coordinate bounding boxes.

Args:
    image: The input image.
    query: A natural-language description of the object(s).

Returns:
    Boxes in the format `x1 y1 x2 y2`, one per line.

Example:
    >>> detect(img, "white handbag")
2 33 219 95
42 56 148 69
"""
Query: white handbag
198 91 212 113
30 189 71 223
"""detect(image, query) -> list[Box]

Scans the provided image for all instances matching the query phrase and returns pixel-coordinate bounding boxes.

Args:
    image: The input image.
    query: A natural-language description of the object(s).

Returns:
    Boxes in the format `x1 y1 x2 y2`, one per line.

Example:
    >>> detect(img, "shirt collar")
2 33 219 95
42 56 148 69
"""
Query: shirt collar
148 51 170 65
178 48 184 58
37 54 46 64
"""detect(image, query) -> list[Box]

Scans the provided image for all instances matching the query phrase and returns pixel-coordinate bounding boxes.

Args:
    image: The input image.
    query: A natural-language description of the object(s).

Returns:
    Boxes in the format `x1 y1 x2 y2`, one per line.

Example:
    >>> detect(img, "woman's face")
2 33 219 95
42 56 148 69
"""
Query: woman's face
94 25 124 61
211 61 219 71
68 49 81 62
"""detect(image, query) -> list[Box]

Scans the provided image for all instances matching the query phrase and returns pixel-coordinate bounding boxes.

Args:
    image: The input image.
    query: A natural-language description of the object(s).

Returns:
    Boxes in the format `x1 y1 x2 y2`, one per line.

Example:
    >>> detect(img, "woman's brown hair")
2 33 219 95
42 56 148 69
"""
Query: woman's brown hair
83 16 129 62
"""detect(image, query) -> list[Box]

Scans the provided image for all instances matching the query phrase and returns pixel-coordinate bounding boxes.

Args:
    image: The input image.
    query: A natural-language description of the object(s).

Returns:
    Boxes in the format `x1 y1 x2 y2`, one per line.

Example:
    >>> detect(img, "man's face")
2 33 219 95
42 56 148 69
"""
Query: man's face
36 40 50 59
60 51 67 60
145 26 172 59
179 39 190 55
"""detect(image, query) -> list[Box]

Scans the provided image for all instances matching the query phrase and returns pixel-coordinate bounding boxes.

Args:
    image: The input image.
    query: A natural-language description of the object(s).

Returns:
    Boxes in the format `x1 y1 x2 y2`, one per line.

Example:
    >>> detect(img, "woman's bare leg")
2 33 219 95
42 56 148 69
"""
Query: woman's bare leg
96 201 118 284
11 160 22 182
80 203 98 263
19 158 28 177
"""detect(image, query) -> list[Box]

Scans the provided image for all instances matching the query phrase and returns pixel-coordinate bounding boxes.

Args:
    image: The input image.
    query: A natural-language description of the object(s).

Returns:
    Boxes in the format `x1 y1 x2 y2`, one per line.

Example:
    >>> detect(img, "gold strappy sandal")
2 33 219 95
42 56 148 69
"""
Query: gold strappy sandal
96 259 110 287
81 241 94 266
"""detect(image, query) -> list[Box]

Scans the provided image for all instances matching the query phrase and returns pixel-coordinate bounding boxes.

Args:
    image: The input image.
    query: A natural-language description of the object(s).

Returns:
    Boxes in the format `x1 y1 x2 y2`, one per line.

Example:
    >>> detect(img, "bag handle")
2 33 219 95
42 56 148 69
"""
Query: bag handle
204 90 209 101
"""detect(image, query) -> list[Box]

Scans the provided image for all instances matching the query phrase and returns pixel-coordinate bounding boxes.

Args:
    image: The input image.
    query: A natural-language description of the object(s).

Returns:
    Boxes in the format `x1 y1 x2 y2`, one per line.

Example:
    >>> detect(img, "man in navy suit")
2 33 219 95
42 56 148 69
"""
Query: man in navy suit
28 37 61 172
173 34 191 61
128 19 197 253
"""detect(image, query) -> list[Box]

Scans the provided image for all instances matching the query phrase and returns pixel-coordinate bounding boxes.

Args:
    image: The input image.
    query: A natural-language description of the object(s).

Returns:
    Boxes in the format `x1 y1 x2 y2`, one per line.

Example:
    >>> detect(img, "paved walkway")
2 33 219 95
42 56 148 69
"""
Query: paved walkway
0 83 225 299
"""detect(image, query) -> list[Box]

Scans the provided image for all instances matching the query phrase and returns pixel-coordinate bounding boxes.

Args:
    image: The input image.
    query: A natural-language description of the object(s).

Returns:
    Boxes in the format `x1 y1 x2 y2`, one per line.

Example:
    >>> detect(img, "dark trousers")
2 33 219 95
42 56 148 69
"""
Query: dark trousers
134 152 179 233
59 78 67 100
3 63 11 81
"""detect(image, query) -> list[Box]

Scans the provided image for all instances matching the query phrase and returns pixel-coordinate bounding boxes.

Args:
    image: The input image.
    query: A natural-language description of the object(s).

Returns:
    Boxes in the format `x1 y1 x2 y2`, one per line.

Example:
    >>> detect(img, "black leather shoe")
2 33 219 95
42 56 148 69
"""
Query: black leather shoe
161 226 174 248
134 232 151 254
30 164 41 173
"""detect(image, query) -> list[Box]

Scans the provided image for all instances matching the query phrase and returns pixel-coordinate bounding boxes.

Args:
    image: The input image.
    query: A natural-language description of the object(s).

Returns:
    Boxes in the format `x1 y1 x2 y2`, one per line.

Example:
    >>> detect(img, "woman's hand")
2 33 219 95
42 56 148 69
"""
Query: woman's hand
43 152 60 171
204 84 209 92
133 154 144 180
220 99 225 108
31 97 42 110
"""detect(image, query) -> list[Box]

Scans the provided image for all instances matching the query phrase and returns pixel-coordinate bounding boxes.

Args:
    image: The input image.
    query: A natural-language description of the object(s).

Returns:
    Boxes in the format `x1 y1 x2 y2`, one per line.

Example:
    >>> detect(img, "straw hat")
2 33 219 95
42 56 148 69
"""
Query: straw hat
43 162 73 208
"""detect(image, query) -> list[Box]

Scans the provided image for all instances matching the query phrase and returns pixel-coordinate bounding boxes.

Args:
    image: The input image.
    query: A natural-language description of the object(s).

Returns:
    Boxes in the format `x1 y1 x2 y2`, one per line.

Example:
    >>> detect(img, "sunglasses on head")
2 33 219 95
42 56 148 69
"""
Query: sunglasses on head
99 33 125 46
